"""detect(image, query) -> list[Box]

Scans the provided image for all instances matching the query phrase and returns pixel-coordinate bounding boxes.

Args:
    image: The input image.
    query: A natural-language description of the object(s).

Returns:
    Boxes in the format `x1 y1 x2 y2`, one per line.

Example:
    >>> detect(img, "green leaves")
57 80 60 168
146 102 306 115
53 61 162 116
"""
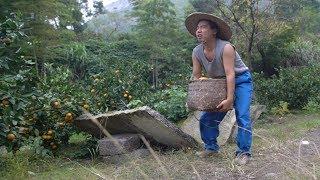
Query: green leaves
149 86 188 122
1 18 18 32
254 66 320 110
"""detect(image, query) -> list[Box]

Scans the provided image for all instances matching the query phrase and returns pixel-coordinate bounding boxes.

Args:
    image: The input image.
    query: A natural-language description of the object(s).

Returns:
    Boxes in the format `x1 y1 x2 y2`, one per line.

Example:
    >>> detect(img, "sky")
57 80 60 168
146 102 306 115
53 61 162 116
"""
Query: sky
87 0 119 10
83 0 119 21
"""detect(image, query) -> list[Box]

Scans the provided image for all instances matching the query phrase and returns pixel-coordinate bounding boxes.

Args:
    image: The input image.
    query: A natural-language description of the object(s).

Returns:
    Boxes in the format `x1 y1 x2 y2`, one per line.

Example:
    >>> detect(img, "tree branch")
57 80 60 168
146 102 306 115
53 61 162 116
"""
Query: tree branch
214 0 249 39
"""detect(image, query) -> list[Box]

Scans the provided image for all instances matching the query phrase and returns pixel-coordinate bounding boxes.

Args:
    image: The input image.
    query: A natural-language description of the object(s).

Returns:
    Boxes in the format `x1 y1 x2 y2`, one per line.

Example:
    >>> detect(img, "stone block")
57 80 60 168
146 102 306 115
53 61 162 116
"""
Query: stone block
98 134 141 156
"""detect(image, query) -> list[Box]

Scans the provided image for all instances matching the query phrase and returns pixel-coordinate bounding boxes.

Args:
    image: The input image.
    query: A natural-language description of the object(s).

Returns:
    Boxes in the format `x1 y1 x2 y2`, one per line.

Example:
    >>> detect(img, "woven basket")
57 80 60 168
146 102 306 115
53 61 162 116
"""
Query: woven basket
187 78 227 112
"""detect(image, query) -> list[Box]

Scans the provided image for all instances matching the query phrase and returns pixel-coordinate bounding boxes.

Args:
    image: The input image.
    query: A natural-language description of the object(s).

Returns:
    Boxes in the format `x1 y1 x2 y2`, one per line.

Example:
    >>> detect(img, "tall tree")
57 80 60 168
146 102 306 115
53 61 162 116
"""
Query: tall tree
130 0 180 88
93 1 105 15
274 0 320 19
214 0 282 69
273 0 320 35
189 0 216 13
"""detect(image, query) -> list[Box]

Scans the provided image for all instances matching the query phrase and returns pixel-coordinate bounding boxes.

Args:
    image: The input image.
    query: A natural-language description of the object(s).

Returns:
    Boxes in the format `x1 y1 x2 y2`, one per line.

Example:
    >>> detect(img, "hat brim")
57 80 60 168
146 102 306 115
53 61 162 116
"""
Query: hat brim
185 12 232 41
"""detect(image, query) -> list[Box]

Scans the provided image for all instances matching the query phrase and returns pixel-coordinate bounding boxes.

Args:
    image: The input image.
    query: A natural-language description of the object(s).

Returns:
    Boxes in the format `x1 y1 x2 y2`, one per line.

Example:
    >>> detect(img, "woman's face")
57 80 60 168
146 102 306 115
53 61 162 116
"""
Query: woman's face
196 20 217 43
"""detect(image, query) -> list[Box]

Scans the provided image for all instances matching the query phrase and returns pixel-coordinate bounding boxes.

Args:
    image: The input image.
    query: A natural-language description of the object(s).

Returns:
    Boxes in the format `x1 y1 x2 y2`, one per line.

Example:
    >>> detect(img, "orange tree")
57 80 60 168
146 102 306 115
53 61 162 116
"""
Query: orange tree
0 16 39 152
0 16 87 156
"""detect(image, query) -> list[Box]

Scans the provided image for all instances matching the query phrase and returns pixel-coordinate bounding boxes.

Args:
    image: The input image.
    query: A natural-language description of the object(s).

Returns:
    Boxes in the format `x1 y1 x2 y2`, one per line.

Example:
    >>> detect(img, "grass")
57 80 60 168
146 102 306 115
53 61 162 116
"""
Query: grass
255 113 320 141
30 160 99 180
1 112 320 179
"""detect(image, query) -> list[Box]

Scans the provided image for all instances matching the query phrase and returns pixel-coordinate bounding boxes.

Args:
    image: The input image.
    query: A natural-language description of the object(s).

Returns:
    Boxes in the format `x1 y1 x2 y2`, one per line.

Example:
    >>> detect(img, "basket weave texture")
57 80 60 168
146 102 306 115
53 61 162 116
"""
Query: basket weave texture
187 78 227 112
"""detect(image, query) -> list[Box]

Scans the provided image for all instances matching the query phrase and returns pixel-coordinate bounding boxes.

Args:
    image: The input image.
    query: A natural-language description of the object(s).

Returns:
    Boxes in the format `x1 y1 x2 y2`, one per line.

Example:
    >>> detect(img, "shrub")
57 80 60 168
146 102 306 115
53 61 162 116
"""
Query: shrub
148 86 188 122
256 27 297 76
60 132 98 159
303 99 320 113
254 66 320 110
286 37 320 67
271 101 290 116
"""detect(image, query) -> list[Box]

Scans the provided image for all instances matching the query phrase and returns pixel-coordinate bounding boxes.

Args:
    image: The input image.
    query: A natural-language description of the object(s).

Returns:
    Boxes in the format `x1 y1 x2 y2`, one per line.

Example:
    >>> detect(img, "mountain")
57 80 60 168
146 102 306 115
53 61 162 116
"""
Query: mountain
104 0 190 15
86 0 190 39
105 0 132 13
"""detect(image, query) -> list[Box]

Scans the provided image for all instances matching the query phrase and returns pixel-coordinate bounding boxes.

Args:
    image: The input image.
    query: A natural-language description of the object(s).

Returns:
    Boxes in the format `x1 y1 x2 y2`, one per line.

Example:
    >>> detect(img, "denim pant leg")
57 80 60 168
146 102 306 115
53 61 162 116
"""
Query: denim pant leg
199 111 227 151
234 71 253 156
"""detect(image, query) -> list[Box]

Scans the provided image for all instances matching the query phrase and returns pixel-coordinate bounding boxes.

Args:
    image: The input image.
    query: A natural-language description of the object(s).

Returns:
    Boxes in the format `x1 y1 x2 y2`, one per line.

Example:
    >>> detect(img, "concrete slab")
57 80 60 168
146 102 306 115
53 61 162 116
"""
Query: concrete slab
75 106 198 148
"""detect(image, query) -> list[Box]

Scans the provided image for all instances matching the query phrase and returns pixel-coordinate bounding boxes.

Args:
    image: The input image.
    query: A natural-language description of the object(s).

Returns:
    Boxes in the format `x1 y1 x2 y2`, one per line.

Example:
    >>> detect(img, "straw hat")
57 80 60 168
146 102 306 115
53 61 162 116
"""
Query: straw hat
185 12 232 41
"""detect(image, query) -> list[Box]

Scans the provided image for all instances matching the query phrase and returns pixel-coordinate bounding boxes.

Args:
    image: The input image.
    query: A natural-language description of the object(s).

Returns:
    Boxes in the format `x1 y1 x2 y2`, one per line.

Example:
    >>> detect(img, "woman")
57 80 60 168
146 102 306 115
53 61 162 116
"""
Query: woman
185 12 254 165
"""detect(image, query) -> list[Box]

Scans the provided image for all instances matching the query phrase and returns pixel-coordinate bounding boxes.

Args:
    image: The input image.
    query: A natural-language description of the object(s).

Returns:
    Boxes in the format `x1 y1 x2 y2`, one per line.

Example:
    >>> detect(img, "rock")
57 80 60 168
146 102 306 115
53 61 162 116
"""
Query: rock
180 105 267 146
217 109 236 145
75 106 198 149
179 111 202 144
131 148 150 158
250 105 267 122
230 105 267 141
98 134 141 156
180 110 236 146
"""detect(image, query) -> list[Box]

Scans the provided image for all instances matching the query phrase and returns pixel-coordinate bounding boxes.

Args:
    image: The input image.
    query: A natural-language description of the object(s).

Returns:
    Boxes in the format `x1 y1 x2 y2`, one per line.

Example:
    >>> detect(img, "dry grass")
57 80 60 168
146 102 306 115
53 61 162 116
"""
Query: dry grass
3 113 320 180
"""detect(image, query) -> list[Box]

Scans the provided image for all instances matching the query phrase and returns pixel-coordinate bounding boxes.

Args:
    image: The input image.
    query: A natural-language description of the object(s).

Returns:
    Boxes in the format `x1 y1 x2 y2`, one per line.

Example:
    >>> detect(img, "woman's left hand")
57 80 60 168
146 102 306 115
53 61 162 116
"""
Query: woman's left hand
216 99 233 112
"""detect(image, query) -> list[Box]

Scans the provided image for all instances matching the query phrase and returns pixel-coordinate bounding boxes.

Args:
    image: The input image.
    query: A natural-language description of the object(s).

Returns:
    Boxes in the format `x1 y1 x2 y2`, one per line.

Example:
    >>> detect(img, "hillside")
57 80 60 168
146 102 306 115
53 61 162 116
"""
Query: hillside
85 0 190 37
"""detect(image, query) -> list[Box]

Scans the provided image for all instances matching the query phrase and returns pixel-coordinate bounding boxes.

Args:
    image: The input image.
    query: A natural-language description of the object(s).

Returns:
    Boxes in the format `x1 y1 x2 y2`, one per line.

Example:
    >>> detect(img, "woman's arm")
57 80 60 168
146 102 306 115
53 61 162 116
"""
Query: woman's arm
192 55 202 79
216 44 235 111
